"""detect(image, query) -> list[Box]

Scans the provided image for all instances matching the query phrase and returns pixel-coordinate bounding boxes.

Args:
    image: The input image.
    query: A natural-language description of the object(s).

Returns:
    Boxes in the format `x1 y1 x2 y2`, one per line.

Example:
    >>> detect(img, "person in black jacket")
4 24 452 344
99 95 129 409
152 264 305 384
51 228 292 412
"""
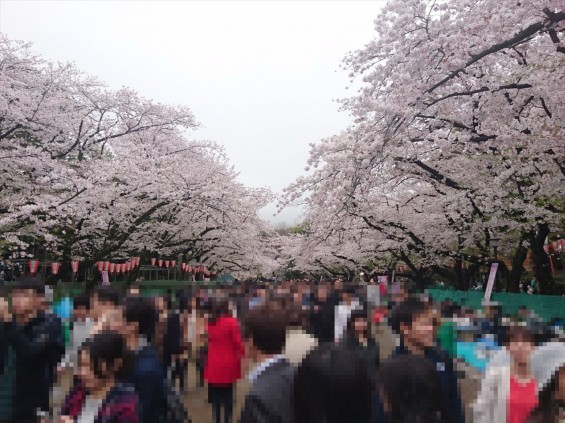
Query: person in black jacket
309 285 335 343
162 296 184 391
343 309 379 382
122 296 167 423
239 304 294 423
378 354 448 423
293 343 373 423
0 280 63 423
374 296 465 423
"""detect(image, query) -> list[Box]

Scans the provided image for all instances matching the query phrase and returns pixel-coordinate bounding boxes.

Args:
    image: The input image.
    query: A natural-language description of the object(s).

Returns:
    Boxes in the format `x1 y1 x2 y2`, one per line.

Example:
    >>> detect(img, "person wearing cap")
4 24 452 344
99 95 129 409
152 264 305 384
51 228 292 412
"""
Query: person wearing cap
473 325 538 423
526 341 565 422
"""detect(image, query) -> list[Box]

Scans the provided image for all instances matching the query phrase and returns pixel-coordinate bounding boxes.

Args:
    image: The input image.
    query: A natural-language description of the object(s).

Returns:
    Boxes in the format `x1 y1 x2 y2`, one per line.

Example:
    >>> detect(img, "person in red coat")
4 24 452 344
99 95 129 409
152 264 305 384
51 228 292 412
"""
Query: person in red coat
204 298 245 423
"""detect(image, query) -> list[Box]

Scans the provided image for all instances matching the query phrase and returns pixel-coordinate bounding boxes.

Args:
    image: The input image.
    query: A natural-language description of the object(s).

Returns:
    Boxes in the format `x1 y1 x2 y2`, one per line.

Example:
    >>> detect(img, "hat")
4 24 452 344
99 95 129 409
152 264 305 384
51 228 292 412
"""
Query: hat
530 341 565 392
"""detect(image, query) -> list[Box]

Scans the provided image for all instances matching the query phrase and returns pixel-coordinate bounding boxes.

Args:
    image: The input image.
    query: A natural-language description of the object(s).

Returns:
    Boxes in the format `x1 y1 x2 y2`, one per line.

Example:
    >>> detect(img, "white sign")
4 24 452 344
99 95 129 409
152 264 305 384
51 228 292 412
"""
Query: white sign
483 263 499 302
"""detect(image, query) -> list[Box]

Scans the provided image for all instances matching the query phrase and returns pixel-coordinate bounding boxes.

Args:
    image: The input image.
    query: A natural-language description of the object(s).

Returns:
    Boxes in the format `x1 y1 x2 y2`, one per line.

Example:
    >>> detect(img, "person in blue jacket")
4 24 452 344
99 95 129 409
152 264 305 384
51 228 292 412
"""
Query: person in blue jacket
122 296 167 423
375 296 465 423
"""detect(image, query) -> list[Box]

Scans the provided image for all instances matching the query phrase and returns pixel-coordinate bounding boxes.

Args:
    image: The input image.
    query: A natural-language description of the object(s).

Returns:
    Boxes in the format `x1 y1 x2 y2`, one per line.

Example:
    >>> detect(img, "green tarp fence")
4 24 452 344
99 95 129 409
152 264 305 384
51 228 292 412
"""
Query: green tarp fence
426 289 565 321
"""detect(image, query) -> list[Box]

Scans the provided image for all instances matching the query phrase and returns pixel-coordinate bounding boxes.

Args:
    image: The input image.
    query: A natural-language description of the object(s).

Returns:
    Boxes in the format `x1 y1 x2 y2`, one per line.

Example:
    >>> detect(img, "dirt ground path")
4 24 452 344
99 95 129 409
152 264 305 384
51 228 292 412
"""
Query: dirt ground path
182 363 250 423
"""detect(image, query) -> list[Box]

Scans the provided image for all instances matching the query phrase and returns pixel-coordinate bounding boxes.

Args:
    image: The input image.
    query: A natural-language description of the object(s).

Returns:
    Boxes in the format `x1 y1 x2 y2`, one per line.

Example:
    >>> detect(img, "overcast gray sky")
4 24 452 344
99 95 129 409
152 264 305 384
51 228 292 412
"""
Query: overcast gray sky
0 0 384 225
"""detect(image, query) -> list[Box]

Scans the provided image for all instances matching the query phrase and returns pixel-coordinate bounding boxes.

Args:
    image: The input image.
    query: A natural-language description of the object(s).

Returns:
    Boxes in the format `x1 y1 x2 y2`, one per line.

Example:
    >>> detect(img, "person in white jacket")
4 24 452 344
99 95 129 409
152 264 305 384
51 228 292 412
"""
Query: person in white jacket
334 287 361 343
58 294 94 371
473 325 538 423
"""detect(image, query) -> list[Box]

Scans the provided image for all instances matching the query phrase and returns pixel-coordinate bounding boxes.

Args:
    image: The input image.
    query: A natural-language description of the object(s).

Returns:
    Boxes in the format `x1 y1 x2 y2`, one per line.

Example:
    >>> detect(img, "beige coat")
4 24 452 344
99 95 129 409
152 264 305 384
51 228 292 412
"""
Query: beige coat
473 365 511 423
283 328 318 365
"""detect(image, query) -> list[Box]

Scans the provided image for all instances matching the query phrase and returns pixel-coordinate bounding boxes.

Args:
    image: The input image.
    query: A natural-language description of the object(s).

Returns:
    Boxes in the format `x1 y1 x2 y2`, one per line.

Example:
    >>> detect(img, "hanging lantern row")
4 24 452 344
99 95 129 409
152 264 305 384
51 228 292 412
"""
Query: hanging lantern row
150 259 210 274
96 257 141 274
27 256 215 276
28 259 81 275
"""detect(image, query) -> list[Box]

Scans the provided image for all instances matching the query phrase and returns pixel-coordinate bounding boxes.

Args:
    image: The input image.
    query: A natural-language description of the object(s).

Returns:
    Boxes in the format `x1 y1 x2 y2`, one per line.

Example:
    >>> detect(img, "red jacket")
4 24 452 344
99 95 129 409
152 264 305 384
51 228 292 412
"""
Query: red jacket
204 315 245 385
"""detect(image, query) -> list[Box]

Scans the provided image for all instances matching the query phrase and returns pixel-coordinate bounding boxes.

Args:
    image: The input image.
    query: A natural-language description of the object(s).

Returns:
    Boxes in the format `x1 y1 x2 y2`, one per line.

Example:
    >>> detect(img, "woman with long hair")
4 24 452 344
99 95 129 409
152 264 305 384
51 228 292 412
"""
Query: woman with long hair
292 343 373 423
59 331 138 423
343 309 379 381
204 298 245 423
378 354 447 423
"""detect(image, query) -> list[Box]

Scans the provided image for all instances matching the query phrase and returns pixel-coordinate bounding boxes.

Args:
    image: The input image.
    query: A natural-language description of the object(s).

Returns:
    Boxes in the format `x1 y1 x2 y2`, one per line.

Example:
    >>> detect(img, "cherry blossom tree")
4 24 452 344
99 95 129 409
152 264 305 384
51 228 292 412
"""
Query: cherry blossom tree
283 0 564 292
0 35 277 278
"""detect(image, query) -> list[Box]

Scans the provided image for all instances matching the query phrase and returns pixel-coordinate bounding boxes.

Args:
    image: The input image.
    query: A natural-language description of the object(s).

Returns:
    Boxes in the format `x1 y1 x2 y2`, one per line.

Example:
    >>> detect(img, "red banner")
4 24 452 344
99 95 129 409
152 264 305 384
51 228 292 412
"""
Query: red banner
158 259 163 268
171 260 176 268
97 261 104 272
151 258 156 266
51 262 61 275
126 261 131 271
165 260 170 268
104 261 110 272
181 263 186 271
110 263 116 273
71 261 79 273
187 266 192 273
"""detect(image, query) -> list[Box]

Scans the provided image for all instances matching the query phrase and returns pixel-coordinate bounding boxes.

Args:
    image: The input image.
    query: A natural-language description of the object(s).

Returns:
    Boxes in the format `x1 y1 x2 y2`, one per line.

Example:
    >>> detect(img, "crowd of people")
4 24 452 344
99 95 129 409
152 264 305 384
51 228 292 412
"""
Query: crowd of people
0 276 564 423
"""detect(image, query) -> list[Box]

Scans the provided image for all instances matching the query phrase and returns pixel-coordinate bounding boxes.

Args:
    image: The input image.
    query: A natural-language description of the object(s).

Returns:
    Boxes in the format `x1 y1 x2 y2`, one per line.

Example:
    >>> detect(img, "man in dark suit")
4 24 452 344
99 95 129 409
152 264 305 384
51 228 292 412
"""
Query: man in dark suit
374 296 465 423
239 304 294 423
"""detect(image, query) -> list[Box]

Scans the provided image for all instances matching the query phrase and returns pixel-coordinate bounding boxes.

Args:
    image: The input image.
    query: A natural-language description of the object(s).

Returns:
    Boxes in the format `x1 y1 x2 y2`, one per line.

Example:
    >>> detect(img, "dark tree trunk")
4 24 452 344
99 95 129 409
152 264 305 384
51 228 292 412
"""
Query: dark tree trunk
462 263 480 291
508 237 529 293
454 259 463 290
495 261 510 292
529 223 554 294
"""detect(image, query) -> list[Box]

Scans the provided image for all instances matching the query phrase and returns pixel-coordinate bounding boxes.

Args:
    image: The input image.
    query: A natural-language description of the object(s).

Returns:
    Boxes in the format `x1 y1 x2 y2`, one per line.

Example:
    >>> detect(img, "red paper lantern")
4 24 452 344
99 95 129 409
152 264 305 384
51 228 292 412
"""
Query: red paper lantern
187 266 192 273
29 259 39 274
51 262 61 275
171 260 176 268
71 261 79 273
104 261 110 271
151 258 157 266
126 261 131 271
110 263 116 273
165 260 170 268
97 261 104 272
181 263 186 271
158 259 163 268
